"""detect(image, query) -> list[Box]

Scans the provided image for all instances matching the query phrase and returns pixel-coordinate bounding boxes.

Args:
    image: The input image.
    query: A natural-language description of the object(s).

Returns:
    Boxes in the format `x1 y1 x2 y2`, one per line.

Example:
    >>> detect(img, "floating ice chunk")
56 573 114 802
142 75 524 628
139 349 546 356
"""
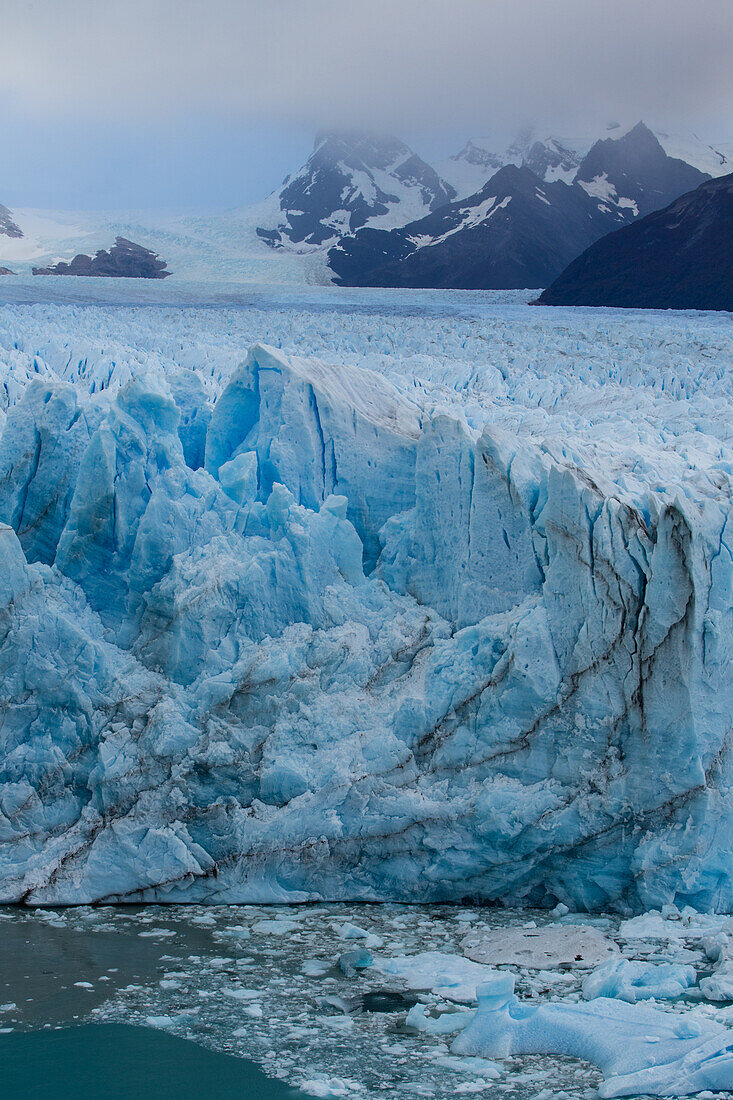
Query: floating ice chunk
619 910 731 943
582 958 697 1002
252 919 300 935
452 973 733 1098
406 1004 475 1035
700 942 733 1001
302 960 331 978
298 1076 360 1098
221 988 261 1002
333 922 383 949
333 922 371 940
373 952 499 1003
462 925 617 969
433 1055 500 1077
339 949 373 974
145 1015 175 1028
190 912 217 927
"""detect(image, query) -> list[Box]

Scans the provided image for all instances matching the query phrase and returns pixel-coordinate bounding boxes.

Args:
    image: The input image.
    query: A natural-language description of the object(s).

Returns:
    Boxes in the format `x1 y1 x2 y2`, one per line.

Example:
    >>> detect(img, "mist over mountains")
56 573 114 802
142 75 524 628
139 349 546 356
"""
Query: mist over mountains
1 120 731 293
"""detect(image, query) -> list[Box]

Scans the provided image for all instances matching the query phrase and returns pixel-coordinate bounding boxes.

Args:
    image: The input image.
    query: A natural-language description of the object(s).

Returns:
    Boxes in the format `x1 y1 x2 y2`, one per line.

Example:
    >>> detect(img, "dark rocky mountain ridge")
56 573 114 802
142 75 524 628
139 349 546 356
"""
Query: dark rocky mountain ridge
0 204 22 239
329 123 712 289
536 172 733 311
329 164 614 289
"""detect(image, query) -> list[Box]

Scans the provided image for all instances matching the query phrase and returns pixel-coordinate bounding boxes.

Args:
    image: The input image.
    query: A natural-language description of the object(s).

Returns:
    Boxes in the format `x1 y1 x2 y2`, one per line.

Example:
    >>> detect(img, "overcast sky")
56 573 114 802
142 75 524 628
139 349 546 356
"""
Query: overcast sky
1 0 732 209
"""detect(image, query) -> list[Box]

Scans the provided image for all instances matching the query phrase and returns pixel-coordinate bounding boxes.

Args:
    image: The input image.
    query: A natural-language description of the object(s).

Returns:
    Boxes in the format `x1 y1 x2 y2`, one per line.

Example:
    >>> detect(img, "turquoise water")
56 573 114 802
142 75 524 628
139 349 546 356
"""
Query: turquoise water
0 1023 308 1100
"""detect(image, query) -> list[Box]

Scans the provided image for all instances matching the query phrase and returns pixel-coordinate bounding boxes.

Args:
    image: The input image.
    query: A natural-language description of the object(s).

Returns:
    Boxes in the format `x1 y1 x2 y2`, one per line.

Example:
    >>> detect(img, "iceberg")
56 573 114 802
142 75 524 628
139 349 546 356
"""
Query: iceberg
582 958 698 1002
452 973 733 1097
1 298 733 911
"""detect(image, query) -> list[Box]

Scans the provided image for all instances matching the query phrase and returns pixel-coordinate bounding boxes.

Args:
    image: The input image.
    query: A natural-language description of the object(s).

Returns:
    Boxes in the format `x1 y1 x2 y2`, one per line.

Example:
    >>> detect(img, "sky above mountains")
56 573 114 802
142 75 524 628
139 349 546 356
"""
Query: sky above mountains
1 0 732 209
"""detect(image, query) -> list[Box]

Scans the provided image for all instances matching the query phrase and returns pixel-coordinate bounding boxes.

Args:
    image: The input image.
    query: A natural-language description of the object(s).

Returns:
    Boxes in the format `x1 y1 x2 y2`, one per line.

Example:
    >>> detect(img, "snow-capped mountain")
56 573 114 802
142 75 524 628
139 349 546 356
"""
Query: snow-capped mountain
437 139 512 200
0 204 22 239
439 128 595 199
538 170 733 310
329 164 614 289
256 130 456 250
331 123 711 289
629 127 733 178
574 122 709 220
440 123 731 202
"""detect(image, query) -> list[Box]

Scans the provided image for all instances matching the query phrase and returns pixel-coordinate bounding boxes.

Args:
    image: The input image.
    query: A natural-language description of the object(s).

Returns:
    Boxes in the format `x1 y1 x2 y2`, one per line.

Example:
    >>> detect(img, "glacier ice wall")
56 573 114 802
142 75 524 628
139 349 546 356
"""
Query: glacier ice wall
1 310 733 909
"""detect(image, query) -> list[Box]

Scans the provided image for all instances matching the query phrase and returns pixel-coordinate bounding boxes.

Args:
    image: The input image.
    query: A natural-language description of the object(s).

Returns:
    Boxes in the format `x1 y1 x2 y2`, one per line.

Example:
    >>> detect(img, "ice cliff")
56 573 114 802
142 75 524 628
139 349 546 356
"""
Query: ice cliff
1 323 732 909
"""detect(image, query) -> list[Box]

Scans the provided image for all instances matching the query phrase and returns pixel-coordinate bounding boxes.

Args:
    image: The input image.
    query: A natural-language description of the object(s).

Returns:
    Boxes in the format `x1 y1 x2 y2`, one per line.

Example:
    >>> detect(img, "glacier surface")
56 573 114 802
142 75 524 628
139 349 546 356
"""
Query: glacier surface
1 285 732 909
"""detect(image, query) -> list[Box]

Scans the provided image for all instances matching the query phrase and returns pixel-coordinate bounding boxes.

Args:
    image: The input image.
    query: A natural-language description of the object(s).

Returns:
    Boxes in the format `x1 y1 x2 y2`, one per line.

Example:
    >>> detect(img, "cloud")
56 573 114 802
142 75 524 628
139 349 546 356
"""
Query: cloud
2 0 732 138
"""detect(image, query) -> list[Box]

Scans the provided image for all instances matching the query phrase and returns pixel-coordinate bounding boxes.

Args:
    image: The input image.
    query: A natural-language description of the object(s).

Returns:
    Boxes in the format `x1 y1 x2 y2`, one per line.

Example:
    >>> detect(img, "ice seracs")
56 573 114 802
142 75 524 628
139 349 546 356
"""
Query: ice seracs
1 293 733 910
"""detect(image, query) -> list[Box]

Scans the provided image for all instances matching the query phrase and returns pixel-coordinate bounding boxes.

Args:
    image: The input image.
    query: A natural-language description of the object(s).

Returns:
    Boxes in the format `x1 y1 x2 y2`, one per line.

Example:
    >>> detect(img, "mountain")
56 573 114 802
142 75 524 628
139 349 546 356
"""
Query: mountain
438 130 590 199
257 130 456 250
536 172 733 311
438 138 513 199
32 237 171 278
329 164 615 289
439 123 732 203
574 121 710 220
331 123 712 289
0 204 22 239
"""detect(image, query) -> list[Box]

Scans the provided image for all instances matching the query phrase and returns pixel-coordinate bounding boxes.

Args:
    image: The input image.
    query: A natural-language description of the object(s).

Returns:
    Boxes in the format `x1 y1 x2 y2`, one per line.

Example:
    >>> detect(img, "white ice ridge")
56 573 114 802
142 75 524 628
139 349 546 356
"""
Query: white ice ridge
452 974 733 1097
1 292 733 908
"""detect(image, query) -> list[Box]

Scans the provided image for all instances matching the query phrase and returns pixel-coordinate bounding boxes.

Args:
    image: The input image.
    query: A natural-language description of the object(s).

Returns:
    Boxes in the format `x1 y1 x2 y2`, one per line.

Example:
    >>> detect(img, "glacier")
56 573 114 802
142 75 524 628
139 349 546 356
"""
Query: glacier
1 285 733 910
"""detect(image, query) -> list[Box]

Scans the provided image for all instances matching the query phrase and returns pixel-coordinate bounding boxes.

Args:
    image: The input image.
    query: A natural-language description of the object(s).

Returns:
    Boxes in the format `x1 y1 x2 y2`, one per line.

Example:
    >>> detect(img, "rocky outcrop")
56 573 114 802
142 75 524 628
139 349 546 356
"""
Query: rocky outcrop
33 237 170 278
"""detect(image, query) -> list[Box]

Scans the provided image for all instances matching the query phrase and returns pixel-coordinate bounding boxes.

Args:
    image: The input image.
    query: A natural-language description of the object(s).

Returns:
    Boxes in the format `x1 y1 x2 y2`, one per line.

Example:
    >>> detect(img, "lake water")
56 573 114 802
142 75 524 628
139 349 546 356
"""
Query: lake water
0 1024 308 1100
